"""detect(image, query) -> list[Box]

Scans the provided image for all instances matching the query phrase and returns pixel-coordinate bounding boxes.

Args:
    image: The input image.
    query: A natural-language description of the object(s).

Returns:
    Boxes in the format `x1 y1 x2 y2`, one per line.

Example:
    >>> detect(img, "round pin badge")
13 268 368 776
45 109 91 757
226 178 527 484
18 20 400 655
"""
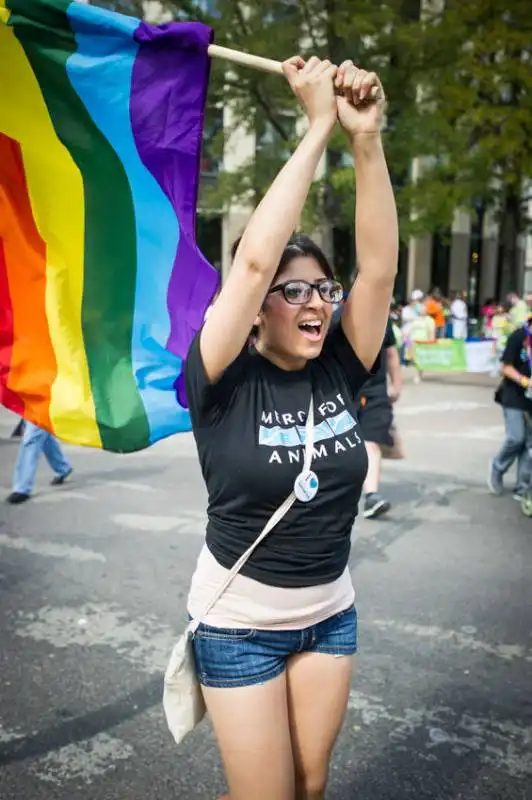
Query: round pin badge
294 470 319 503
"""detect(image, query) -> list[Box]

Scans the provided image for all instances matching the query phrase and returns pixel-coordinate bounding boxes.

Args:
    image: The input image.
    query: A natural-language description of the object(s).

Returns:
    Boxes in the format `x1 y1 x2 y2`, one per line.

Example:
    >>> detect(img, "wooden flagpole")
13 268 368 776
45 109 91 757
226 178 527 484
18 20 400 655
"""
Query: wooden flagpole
207 45 382 100
207 44 283 76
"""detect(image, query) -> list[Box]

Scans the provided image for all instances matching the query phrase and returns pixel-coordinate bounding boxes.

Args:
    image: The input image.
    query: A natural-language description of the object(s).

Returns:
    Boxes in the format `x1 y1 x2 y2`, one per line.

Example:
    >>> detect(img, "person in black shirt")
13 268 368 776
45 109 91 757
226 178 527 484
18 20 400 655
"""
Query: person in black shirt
357 318 402 517
185 56 397 800
488 301 532 499
331 311 402 517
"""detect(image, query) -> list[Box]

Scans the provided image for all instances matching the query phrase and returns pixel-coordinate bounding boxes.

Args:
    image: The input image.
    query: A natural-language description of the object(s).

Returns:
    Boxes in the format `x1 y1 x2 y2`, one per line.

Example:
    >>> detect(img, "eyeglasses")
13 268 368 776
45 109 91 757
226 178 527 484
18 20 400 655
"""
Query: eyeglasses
268 279 343 305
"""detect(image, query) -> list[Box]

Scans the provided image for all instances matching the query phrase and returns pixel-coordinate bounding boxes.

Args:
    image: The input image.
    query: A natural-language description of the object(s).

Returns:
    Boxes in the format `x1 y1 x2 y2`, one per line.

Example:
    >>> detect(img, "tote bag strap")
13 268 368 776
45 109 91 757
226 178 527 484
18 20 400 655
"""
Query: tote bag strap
188 395 315 635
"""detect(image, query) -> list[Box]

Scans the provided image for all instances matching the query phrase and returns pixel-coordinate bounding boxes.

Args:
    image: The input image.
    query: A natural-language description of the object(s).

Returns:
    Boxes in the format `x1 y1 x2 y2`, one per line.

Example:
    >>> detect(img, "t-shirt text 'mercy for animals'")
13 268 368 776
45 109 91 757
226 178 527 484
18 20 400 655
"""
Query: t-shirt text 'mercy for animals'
259 393 362 466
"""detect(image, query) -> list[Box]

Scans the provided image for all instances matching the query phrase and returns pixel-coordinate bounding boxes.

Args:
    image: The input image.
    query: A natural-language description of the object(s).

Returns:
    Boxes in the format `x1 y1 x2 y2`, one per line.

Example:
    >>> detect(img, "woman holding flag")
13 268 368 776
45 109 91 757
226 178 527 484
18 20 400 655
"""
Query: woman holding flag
185 55 397 800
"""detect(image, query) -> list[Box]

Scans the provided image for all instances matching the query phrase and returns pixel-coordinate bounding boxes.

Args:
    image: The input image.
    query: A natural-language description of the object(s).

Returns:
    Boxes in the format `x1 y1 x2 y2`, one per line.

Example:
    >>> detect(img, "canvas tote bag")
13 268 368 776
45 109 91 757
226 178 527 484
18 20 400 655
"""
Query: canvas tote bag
163 396 316 745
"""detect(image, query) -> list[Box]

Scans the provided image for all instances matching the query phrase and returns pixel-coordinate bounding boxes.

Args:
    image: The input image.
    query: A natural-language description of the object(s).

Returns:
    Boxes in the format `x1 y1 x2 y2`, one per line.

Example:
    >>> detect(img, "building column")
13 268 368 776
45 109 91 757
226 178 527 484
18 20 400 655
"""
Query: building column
405 155 432 295
523 184 532 293
221 103 255 281
449 208 471 292
480 209 499 301
406 234 432 295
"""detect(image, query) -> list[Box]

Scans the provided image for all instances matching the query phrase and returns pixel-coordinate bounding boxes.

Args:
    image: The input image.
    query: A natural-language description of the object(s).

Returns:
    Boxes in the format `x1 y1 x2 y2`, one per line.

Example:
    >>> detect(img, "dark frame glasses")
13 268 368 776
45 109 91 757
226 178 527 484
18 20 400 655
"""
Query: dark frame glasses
268 279 344 305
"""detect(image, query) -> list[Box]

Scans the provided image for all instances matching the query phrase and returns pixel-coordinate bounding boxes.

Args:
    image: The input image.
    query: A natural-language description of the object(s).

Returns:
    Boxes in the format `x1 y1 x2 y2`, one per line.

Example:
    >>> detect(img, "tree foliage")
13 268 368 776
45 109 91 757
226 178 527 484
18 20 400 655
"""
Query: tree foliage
96 0 532 288
407 0 532 289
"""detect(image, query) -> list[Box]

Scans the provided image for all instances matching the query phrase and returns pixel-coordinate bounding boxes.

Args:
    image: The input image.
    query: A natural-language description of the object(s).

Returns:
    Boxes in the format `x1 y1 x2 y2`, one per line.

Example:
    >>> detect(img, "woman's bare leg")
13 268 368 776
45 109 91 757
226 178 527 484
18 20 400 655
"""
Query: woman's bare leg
286 652 354 800
202 671 295 800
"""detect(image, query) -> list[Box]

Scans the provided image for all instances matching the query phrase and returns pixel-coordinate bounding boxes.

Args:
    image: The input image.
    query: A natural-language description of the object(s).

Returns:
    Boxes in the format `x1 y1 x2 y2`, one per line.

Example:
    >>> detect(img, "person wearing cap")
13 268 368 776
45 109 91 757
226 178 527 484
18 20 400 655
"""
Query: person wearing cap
488 294 532 500
402 290 423 326
450 291 469 340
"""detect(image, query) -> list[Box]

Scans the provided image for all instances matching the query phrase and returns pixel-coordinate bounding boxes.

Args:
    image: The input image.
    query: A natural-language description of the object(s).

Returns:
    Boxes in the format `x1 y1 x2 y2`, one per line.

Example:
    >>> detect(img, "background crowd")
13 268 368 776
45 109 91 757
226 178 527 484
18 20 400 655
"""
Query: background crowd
389 288 532 366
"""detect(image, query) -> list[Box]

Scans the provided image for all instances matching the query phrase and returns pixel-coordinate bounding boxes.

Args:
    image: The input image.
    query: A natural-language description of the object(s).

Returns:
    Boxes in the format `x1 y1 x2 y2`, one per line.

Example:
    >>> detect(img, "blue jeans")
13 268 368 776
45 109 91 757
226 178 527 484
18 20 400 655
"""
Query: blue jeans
192 605 357 688
13 422 72 495
493 408 532 493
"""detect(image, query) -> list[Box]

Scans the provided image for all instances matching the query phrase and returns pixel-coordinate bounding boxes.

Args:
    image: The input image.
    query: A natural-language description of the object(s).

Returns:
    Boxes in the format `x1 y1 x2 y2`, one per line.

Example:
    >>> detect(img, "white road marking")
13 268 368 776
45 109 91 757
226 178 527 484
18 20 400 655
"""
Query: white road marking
0 717 134 787
396 401 490 416
15 602 175 675
32 491 95 504
407 426 504 442
458 425 505 440
30 733 134 786
348 690 532 778
97 480 159 493
112 513 181 532
62 433 198 460
0 534 105 563
369 618 532 662
0 722 23 743
122 434 198 458
174 511 208 536
112 511 207 536
402 505 471 523
64 433 199 460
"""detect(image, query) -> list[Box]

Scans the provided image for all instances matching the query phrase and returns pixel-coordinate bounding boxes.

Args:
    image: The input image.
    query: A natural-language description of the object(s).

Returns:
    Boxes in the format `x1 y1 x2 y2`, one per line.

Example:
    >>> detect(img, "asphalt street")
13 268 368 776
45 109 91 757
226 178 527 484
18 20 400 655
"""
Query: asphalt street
0 373 531 800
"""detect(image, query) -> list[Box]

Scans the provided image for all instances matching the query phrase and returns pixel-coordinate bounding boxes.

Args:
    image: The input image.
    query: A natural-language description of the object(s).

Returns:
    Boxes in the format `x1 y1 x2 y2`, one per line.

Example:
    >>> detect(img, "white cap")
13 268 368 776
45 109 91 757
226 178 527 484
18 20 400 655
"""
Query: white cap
411 289 424 301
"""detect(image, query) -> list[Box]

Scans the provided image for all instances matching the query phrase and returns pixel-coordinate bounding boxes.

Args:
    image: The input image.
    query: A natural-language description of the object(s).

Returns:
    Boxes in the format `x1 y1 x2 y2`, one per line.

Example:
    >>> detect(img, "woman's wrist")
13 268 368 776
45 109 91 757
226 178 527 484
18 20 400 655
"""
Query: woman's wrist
307 115 336 138
349 130 384 158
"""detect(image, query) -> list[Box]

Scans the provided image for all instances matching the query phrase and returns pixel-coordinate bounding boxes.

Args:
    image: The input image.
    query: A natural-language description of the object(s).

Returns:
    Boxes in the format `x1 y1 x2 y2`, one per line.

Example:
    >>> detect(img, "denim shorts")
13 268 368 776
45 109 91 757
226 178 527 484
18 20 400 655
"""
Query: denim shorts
191 605 357 689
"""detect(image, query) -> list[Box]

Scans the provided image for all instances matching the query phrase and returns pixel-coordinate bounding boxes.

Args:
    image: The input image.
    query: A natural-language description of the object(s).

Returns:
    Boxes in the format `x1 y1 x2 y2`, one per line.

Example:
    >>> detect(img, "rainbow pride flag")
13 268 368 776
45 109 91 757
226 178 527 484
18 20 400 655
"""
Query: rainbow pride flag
0 0 219 452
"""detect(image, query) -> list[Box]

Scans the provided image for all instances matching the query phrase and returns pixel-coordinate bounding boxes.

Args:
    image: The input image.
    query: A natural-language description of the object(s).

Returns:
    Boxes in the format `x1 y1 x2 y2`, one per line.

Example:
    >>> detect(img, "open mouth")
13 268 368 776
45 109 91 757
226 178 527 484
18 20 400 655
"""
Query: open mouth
298 320 323 341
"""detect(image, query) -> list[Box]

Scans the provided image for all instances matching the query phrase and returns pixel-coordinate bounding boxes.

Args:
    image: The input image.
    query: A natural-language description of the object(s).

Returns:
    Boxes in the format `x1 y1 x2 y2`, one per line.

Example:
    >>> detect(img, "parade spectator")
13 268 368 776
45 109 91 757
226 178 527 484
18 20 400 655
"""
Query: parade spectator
400 291 422 357
410 305 436 343
481 298 497 336
6 421 73 504
357 317 403 518
443 296 453 338
401 291 422 326
507 291 529 330
425 288 446 338
450 291 469 340
491 304 512 361
488 299 532 500
406 306 436 384
389 302 404 351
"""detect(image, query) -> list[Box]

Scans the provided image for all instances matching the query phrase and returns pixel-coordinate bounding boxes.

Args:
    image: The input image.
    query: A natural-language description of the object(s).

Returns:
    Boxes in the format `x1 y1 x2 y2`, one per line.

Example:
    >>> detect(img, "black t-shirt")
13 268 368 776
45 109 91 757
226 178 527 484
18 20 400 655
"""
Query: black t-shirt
185 320 376 588
498 325 532 412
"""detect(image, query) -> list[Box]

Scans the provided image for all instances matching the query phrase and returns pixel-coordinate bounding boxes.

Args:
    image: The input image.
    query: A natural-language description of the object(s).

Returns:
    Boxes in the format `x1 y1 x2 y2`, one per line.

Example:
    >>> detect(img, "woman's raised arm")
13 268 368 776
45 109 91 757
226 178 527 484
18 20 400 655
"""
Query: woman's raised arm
335 62 399 370
200 56 338 383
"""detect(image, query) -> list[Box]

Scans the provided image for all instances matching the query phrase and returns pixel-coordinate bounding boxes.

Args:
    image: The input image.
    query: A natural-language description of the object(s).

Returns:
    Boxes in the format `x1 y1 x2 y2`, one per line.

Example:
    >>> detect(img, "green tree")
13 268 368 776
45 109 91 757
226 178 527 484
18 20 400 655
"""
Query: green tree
96 0 423 284
406 0 532 294
95 0 532 294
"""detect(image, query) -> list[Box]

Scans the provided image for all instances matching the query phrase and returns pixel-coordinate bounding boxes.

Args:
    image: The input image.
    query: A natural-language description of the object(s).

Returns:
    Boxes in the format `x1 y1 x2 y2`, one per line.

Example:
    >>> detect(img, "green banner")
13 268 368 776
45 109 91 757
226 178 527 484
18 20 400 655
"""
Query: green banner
413 340 468 372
